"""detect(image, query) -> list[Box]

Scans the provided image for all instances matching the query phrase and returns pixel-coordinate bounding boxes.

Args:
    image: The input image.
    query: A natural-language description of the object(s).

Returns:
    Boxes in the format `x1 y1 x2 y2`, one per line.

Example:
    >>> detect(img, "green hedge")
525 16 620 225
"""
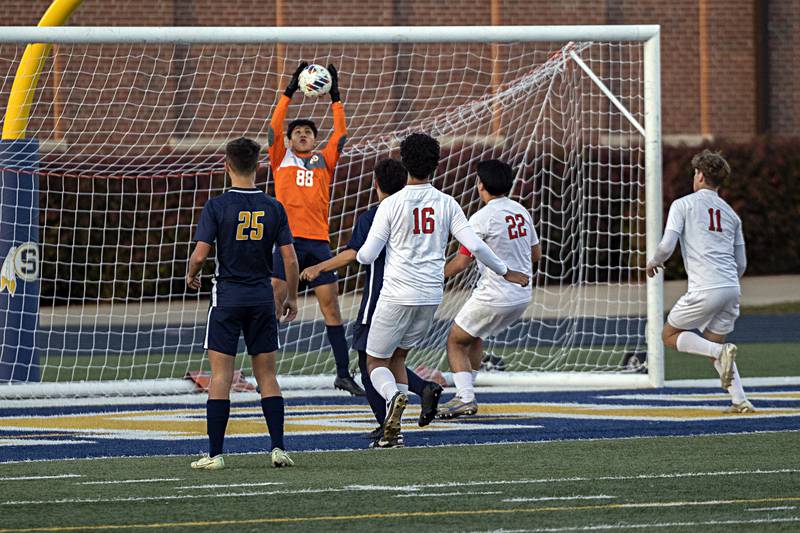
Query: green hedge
662 138 800 279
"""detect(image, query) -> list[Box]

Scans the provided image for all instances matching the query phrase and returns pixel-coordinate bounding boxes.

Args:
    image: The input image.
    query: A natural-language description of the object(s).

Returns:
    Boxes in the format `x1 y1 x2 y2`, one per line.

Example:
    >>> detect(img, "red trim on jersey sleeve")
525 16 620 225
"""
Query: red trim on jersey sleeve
458 245 473 257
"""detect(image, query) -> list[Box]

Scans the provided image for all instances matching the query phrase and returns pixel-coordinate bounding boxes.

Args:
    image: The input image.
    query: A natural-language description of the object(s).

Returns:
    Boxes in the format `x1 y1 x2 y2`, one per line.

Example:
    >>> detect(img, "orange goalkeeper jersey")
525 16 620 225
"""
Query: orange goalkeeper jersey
267 95 347 241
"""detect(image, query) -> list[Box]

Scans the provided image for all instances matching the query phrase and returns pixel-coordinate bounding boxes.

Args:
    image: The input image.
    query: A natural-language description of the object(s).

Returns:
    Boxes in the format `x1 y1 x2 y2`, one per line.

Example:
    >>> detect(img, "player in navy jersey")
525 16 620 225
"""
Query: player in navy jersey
300 159 443 447
186 137 299 469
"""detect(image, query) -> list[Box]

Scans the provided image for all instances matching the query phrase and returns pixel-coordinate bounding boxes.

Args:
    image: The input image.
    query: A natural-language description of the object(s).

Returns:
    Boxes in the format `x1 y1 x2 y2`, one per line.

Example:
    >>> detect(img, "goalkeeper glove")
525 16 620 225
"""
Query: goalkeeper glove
284 61 308 98
328 64 340 103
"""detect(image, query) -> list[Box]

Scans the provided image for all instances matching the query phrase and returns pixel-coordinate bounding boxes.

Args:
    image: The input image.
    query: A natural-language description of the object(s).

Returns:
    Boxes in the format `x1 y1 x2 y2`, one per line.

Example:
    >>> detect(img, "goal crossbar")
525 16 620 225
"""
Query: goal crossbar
0 25 660 44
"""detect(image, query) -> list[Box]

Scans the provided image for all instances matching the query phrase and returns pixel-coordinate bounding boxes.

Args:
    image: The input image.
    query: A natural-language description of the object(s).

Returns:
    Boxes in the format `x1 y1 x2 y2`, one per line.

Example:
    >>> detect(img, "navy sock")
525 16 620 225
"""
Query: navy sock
326 324 351 378
359 350 386 425
206 399 230 457
406 366 427 396
261 396 285 451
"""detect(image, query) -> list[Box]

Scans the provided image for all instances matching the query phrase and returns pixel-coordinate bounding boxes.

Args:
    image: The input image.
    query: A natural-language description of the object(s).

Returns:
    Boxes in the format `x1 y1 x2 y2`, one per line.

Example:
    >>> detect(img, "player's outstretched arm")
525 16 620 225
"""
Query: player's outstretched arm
301 249 357 282
356 202 390 265
321 64 347 173
453 226 529 286
268 61 306 164
279 244 300 322
186 241 212 289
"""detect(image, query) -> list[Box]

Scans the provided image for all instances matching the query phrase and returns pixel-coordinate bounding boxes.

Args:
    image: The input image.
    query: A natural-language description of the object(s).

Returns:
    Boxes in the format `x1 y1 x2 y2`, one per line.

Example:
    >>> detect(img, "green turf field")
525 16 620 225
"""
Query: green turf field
2 432 799 532
38 341 800 382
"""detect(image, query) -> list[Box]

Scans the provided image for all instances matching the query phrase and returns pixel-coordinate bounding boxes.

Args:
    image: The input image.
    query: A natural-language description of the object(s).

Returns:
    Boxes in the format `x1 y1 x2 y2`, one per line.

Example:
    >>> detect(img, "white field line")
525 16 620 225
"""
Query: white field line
503 495 616 503
78 478 181 485
0 474 81 481
176 482 285 490
746 506 797 512
394 491 503 498
0 488 346 506
470 516 800 533
345 468 800 492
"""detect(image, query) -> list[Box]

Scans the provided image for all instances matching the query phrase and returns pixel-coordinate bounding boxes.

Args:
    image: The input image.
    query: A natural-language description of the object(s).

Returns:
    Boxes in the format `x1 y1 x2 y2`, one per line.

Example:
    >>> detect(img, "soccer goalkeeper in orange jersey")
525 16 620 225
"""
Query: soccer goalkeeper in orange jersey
268 61 364 396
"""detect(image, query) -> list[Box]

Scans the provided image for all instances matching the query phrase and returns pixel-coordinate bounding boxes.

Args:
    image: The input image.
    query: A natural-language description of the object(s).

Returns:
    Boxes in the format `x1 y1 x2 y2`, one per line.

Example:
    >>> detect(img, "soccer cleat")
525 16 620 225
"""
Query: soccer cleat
724 400 756 414
382 392 408 442
334 375 366 397
369 435 404 449
718 343 737 389
418 381 443 427
436 397 478 419
190 454 224 470
362 425 383 440
270 448 294 468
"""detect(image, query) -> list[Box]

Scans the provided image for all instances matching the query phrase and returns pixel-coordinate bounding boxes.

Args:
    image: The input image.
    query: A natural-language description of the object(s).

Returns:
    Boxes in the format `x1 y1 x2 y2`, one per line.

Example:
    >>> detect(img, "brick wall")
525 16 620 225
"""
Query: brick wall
768 0 800 137
2 0 799 142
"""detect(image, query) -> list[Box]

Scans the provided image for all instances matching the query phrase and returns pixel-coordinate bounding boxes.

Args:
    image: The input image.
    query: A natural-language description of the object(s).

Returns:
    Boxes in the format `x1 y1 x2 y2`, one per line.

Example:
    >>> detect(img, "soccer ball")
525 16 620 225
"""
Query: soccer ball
298 64 332 97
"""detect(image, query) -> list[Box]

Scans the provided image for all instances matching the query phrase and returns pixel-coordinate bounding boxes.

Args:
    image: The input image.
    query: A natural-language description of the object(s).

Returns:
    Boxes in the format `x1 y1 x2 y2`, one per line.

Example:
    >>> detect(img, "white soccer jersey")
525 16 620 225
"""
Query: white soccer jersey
466 197 538 306
665 188 745 292
361 183 474 305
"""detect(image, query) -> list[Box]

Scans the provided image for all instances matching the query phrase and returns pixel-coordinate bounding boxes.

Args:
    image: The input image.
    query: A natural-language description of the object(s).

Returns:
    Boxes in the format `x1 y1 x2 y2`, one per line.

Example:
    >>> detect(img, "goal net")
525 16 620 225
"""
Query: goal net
0 27 662 397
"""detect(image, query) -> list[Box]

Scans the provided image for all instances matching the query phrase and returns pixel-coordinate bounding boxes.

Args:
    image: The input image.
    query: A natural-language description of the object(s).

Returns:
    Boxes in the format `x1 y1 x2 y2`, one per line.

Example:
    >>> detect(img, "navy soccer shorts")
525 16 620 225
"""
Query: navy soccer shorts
272 237 338 289
204 305 279 356
351 321 369 352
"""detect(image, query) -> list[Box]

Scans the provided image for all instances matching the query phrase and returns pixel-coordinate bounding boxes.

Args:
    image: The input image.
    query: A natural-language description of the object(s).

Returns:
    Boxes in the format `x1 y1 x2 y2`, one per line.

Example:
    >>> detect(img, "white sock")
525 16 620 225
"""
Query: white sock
714 360 747 404
471 370 479 381
453 371 475 403
370 367 398 401
676 331 723 359
397 383 409 395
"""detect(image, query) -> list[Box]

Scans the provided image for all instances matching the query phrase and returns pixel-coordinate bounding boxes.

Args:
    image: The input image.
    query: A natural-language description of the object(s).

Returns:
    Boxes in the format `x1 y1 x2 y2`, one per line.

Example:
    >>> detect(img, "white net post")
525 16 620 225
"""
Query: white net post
0 26 662 397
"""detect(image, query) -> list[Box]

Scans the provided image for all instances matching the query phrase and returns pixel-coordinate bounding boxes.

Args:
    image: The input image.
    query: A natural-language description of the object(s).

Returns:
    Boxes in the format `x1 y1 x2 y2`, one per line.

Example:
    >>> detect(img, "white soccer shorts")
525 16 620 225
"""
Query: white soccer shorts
667 286 740 335
454 297 529 339
366 300 438 359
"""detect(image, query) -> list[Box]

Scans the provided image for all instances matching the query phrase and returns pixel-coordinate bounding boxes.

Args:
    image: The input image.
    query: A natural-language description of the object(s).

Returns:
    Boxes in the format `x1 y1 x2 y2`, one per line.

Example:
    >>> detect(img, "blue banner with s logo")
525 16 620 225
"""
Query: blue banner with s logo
0 139 40 382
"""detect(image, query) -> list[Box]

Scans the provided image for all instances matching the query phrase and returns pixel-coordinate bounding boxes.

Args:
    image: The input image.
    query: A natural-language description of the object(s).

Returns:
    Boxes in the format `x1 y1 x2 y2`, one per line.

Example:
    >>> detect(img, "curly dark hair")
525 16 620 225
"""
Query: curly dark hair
287 119 318 138
691 149 731 187
400 133 440 179
225 137 261 175
374 158 407 195
477 159 514 196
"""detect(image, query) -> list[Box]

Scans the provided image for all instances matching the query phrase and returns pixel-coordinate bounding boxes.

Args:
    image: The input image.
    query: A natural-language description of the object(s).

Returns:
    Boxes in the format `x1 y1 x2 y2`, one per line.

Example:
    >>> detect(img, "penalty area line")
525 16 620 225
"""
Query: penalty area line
2 496 800 532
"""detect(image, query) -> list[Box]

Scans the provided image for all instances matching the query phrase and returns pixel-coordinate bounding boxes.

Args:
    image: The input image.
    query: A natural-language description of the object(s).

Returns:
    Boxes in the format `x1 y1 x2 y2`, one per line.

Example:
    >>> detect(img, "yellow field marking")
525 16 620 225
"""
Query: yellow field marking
2 496 800 532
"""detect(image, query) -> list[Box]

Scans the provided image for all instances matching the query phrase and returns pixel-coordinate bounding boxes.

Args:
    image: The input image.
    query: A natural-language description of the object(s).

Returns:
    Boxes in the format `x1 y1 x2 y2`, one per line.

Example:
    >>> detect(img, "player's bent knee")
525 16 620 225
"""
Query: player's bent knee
366 353 390 373
448 323 476 346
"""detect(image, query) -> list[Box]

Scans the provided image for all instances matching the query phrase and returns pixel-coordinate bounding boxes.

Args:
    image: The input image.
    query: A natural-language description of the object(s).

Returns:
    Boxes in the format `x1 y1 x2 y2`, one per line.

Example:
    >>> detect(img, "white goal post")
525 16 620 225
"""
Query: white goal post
0 25 663 398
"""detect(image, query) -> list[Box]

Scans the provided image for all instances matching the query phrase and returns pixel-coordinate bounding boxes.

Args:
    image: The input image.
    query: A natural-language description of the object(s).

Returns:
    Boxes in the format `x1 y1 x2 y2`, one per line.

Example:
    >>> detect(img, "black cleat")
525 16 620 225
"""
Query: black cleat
362 426 383 440
418 381 443 427
334 375 366 396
